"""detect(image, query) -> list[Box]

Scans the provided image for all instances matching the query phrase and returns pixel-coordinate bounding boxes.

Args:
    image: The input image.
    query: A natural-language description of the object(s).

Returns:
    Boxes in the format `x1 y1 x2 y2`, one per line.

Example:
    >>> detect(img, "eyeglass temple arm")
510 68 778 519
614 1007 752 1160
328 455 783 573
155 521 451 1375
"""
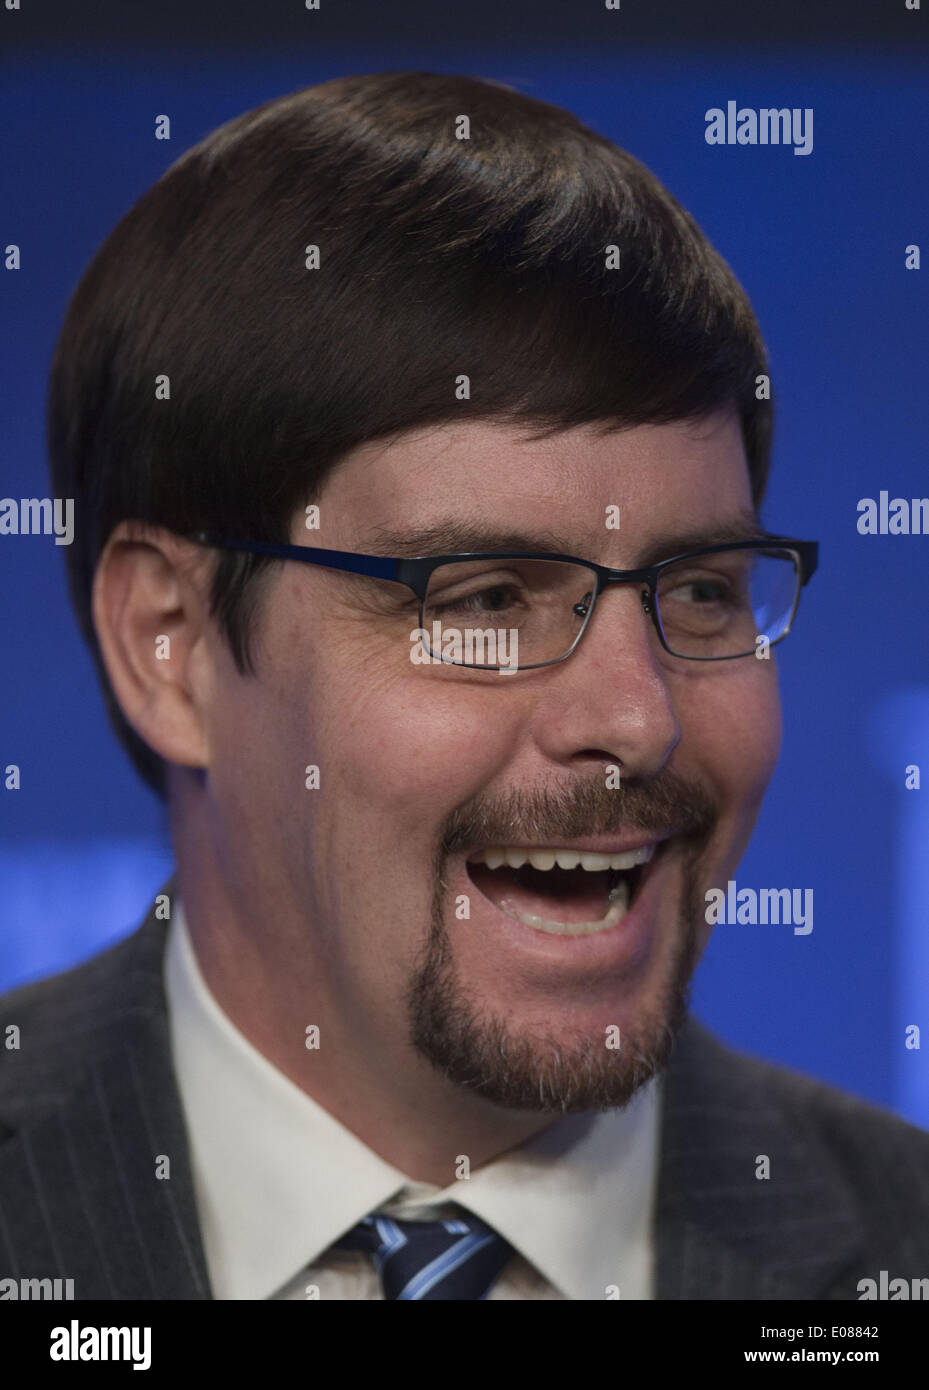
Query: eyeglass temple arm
195 534 402 582
196 533 819 593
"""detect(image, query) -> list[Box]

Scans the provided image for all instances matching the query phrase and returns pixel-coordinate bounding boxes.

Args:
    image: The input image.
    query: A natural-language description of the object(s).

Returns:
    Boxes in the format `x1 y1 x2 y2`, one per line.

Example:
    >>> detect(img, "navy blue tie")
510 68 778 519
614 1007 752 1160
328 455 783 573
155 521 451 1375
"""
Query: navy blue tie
332 1209 515 1299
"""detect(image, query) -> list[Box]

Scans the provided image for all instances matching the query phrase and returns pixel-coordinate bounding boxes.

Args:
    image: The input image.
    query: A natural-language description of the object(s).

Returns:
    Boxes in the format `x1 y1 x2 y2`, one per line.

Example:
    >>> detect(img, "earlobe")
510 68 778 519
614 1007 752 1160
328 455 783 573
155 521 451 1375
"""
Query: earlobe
91 525 213 772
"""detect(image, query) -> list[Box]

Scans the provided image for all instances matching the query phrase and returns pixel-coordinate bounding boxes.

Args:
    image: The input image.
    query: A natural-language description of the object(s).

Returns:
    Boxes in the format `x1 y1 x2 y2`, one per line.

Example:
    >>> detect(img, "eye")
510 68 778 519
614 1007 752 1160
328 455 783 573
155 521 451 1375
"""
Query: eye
428 578 528 618
665 576 733 605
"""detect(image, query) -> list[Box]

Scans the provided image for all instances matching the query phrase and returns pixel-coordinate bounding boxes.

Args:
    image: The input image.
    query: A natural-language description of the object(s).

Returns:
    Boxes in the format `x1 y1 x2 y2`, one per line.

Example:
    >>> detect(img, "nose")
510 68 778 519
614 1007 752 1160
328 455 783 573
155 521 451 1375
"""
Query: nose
529 580 681 779
573 577 654 622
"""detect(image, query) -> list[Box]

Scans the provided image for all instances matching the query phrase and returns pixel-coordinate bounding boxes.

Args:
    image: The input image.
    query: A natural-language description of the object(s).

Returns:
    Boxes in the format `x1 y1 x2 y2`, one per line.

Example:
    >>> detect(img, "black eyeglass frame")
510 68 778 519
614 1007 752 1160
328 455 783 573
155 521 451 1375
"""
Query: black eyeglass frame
193 532 819 670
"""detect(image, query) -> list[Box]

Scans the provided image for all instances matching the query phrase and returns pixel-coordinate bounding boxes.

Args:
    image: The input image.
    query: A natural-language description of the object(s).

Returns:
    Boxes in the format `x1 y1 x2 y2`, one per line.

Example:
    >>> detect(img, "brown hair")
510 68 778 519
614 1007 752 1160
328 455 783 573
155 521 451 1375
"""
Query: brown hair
48 70 773 795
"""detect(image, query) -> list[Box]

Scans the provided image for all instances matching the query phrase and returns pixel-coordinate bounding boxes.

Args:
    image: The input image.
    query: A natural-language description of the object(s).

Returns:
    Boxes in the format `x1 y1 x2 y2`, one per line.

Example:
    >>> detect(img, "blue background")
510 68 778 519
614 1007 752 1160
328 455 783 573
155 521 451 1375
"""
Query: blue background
2 38 927 1127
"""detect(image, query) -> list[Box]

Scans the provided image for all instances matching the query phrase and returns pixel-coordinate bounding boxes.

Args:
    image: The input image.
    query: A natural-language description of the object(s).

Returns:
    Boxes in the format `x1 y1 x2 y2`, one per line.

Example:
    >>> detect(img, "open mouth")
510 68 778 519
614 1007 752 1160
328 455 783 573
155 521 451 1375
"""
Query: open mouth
465 844 659 937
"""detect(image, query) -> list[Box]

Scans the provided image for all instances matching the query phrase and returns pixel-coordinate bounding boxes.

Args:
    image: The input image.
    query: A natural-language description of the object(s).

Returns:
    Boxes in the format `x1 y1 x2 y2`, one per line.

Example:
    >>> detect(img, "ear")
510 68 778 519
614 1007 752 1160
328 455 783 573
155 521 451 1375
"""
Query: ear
91 523 215 772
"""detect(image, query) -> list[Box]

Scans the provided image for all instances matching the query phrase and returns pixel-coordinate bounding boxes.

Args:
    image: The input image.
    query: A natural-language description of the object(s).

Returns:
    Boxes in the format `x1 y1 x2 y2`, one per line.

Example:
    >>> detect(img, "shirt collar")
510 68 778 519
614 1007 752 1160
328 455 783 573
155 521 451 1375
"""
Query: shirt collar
165 898 661 1300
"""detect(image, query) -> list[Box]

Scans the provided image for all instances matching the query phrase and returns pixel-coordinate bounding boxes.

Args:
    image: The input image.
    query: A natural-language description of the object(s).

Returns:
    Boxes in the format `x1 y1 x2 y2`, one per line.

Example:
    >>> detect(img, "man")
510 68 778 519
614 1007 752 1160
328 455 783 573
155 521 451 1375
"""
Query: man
2 70 927 1301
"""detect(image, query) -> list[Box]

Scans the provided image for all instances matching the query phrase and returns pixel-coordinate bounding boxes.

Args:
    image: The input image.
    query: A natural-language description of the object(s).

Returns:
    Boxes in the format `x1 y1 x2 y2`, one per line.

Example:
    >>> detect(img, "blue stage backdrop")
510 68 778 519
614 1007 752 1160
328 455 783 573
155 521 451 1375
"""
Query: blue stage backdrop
1 41 927 1128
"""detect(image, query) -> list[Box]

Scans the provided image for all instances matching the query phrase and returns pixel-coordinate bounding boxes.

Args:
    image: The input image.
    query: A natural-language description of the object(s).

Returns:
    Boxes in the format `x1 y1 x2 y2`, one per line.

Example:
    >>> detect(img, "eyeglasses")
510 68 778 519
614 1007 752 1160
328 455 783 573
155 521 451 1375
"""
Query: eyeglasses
194 532 819 671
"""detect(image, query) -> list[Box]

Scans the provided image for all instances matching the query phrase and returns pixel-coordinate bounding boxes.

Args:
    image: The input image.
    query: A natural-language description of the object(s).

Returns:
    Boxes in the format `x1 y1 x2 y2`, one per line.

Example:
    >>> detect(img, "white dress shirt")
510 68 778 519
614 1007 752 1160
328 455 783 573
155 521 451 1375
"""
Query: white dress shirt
164 898 662 1300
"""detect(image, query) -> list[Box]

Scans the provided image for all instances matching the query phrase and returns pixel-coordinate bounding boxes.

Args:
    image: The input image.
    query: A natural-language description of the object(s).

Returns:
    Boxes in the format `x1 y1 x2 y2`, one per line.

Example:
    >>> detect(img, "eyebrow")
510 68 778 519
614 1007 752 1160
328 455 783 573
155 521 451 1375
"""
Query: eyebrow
634 513 772 567
364 511 773 566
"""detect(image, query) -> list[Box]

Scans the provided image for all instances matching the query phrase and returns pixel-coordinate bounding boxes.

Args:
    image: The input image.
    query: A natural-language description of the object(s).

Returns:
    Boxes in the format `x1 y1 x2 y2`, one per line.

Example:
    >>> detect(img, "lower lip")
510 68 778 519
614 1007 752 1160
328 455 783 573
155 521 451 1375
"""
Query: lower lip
453 846 671 972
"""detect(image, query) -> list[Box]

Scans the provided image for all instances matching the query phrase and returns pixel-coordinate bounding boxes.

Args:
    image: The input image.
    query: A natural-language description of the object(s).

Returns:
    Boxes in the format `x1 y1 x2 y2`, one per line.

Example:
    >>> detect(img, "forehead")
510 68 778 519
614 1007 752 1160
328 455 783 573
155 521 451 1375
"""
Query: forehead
315 411 756 560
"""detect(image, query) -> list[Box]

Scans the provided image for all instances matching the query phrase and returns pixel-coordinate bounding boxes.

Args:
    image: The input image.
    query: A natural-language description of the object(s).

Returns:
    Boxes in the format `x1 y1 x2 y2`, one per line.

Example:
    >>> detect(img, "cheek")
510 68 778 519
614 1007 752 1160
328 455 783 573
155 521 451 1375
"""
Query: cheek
285 620 524 842
688 661 782 852
684 665 781 956
332 674 523 810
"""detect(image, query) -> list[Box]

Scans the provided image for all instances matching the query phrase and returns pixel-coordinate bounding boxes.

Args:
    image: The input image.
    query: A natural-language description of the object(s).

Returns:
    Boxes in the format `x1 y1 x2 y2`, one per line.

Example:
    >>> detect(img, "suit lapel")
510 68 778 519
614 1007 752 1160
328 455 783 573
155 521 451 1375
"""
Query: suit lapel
0 892 212 1299
654 1016 864 1299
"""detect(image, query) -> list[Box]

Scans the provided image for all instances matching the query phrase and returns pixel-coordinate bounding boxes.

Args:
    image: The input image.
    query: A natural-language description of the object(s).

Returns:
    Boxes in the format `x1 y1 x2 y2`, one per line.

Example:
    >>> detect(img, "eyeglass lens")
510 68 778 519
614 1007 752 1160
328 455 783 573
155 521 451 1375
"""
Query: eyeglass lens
418 550 801 667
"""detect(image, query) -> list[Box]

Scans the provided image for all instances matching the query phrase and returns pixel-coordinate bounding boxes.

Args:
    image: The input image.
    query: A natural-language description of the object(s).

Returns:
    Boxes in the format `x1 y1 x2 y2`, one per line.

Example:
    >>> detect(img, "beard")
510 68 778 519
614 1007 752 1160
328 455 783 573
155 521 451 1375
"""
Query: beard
406 769 717 1114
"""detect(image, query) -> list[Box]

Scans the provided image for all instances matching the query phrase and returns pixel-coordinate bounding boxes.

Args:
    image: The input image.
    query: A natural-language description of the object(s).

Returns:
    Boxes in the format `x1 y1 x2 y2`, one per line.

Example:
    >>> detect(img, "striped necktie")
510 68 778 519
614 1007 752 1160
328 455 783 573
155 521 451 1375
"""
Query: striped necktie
332 1209 516 1299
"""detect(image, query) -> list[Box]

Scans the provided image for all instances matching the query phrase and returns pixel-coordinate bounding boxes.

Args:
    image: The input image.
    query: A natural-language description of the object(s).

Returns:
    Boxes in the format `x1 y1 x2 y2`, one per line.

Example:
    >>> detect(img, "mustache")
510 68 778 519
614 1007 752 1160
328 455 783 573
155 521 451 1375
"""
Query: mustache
440 767 719 857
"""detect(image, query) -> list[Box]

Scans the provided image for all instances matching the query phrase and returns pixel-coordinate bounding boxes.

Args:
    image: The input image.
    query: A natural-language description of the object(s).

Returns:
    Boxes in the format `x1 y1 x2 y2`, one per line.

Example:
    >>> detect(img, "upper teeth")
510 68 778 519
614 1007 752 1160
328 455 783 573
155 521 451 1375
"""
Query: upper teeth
469 845 655 872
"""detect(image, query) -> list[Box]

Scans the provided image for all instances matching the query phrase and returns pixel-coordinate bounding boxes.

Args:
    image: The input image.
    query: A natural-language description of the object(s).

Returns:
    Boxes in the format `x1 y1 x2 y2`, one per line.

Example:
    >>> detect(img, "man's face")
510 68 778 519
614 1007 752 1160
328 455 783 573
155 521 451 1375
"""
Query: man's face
202 411 781 1113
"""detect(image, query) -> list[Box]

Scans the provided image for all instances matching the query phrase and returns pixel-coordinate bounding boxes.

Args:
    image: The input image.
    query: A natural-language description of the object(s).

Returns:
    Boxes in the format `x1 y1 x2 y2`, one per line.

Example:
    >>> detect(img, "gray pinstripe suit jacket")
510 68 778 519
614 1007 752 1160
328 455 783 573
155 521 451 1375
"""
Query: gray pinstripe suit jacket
1 886 928 1300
